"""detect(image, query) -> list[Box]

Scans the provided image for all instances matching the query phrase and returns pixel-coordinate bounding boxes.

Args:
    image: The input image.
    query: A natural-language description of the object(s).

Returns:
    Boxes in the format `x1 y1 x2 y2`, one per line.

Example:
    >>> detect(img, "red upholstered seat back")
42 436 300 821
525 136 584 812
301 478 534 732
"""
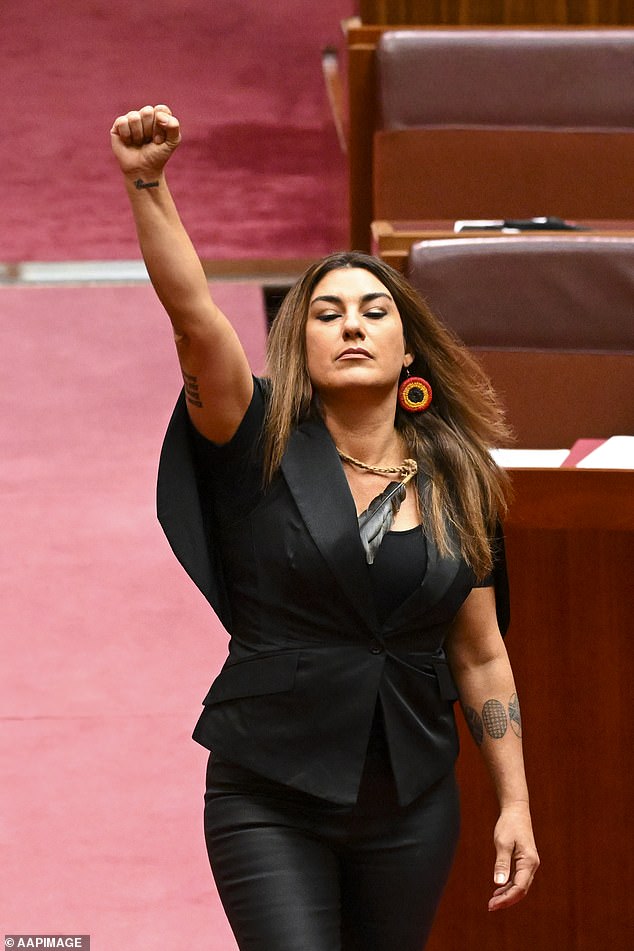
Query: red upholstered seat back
407 236 634 351
377 29 634 131
406 236 634 446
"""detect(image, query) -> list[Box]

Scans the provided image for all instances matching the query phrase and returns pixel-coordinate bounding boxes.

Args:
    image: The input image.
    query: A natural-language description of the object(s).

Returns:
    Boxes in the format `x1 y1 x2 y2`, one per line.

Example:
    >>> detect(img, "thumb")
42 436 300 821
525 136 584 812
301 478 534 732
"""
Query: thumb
494 844 512 885
154 108 180 147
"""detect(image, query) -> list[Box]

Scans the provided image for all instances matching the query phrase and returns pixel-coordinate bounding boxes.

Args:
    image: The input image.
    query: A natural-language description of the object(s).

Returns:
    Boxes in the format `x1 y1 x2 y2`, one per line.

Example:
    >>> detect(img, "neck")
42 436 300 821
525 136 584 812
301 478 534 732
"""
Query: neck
318 390 405 465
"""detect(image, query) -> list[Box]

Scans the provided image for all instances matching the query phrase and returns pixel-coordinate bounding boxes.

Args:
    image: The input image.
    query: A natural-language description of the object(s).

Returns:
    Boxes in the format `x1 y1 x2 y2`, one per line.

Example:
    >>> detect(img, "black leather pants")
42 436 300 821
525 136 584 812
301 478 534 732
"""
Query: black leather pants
203 739 460 951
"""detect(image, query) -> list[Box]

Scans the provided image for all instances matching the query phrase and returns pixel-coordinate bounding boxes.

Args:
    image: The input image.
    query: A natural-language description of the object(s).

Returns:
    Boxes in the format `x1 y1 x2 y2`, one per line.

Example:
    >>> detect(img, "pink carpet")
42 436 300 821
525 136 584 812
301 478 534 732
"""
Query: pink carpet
3 0 353 262
0 282 268 947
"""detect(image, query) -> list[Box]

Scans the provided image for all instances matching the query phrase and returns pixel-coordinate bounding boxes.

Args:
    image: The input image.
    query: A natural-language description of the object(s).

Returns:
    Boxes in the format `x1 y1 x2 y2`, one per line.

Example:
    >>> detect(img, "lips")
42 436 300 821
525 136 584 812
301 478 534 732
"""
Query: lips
337 347 372 359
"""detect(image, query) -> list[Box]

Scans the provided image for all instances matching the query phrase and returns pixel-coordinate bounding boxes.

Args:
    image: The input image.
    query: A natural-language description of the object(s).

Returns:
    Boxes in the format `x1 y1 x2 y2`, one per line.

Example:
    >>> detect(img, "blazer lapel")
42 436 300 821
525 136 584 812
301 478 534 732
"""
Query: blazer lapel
417 511 462 611
281 415 379 632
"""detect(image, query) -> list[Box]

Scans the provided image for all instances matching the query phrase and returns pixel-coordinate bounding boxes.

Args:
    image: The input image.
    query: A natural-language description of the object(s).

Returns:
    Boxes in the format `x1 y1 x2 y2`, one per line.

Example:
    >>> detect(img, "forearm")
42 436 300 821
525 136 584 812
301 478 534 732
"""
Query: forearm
121 170 217 335
445 588 539 908
451 651 530 809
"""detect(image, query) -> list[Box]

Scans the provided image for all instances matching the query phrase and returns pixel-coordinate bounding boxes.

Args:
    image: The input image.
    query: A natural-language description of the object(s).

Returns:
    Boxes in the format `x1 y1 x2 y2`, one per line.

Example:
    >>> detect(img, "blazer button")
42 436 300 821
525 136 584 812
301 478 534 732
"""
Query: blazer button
369 640 384 654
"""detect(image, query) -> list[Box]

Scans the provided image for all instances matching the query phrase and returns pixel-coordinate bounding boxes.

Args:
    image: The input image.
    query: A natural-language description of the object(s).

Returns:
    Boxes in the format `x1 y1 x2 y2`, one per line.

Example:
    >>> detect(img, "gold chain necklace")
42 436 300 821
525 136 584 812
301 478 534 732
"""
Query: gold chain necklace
336 448 417 480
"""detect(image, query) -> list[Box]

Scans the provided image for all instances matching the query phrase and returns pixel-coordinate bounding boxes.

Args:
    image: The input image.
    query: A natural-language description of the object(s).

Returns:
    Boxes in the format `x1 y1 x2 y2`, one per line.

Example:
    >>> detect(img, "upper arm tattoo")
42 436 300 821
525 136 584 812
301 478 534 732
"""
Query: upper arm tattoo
182 370 203 408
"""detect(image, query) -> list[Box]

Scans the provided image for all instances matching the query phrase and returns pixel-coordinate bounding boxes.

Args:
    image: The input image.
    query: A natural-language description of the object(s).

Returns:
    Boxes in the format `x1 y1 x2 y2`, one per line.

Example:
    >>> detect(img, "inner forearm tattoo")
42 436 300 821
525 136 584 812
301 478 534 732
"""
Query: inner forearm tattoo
182 370 203 408
464 694 522 744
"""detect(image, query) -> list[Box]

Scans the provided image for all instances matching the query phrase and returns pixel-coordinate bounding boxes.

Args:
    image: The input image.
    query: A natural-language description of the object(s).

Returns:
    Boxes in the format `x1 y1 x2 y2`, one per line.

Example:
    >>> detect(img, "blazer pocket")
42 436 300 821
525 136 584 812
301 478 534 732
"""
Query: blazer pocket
201 651 299 705
432 662 459 702
399 652 460 703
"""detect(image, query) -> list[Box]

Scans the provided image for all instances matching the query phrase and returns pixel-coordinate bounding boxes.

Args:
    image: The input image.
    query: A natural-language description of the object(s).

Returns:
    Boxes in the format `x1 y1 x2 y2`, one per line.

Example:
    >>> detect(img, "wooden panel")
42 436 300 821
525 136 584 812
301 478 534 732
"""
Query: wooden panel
427 468 634 951
359 0 634 25
347 30 381 250
374 129 634 221
474 351 634 449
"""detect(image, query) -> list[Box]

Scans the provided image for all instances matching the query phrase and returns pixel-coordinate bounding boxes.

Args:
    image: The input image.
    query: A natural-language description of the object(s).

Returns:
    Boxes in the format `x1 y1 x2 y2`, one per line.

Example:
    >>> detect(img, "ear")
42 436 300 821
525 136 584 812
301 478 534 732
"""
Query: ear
403 351 415 369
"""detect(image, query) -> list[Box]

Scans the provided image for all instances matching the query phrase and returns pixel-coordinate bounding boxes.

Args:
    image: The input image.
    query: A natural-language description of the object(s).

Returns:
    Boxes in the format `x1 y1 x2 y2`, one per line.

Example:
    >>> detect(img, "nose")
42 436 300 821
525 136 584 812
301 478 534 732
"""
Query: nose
342 308 365 339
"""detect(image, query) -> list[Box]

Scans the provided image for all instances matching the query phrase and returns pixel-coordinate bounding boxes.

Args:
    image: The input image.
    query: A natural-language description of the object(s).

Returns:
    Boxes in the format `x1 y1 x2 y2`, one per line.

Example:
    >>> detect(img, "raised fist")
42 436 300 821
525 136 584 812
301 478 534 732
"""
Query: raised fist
110 104 181 177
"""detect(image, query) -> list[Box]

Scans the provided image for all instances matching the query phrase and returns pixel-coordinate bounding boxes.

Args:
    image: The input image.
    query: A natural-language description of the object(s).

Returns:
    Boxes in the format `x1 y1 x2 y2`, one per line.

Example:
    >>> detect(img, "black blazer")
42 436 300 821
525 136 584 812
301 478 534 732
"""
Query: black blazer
157 389 509 805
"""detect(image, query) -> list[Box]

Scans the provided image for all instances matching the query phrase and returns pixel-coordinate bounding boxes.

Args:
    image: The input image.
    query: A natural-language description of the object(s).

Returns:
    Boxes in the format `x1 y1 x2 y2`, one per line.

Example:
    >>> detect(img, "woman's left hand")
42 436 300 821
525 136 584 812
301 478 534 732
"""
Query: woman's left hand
488 801 540 911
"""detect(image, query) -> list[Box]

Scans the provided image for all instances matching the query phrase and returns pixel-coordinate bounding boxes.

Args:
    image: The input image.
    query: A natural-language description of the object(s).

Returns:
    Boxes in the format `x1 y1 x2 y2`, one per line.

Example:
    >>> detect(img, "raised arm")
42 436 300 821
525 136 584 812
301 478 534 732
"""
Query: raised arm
445 586 540 912
110 105 253 443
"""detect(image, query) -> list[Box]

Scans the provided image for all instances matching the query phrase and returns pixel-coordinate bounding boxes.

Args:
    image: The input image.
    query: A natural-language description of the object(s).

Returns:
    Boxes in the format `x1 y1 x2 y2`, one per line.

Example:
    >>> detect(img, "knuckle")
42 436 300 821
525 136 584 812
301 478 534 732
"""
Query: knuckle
494 839 512 853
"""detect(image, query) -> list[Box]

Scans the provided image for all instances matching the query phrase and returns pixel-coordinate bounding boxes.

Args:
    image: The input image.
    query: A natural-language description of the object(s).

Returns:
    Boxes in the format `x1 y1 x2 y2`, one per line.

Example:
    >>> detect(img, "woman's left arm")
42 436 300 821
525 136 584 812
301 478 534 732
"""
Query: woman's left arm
445 585 540 911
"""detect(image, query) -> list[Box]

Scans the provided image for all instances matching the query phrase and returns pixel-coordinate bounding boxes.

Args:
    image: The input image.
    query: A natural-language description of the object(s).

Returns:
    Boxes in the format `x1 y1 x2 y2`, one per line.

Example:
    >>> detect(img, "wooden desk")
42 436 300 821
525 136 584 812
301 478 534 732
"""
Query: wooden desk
359 1 634 26
372 219 634 271
427 467 634 951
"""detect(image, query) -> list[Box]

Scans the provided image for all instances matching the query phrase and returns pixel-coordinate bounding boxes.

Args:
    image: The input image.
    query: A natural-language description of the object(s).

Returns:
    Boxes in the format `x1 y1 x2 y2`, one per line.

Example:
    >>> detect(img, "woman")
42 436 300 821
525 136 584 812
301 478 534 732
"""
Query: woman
111 104 539 951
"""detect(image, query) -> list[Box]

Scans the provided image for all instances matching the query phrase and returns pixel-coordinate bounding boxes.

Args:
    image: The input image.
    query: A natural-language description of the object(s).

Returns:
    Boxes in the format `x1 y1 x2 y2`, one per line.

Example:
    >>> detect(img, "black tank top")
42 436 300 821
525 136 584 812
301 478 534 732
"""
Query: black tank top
368 524 426 624
365 526 427 781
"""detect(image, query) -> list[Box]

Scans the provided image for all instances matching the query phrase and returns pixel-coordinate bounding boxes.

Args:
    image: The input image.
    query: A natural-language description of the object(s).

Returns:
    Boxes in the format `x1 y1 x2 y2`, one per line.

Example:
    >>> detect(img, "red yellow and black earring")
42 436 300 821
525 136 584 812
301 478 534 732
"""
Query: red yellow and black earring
397 370 433 413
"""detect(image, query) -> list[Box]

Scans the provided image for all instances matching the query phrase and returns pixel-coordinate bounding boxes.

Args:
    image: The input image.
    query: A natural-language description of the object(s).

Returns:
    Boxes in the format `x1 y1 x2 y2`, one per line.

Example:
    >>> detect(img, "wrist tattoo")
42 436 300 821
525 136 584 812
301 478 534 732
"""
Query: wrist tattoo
509 692 522 737
134 178 159 190
464 706 484 746
482 698 508 739
182 371 203 408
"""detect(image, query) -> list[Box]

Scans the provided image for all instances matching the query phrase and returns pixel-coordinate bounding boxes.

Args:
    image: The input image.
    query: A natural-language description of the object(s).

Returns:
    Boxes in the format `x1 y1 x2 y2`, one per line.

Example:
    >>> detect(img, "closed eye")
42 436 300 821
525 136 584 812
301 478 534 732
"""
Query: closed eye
314 308 387 321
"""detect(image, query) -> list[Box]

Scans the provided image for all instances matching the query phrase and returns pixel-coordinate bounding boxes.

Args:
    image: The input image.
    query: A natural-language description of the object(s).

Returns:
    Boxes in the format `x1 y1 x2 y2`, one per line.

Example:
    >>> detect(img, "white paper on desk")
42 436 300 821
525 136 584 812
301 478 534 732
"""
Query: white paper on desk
489 448 570 468
575 436 634 470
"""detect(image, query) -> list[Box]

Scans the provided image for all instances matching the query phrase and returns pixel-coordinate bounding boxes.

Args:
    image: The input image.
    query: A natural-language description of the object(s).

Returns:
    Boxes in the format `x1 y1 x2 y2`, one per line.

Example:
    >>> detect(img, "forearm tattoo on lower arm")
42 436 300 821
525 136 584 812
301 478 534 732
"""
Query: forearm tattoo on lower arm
464 706 484 746
482 699 508 738
509 692 522 737
465 694 522 744
134 178 159 189
182 370 203 408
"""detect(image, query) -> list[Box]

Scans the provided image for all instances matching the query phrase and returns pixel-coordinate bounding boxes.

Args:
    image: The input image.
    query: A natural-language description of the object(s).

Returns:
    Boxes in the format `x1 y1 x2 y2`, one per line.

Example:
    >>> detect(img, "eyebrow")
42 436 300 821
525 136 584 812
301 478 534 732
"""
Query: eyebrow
309 292 393 307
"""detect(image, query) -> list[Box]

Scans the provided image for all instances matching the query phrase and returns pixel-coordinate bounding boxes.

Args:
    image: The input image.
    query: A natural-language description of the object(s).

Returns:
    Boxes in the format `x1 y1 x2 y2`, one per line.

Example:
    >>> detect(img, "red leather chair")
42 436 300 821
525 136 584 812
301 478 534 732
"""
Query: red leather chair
372 28 634 224
406 235 634 447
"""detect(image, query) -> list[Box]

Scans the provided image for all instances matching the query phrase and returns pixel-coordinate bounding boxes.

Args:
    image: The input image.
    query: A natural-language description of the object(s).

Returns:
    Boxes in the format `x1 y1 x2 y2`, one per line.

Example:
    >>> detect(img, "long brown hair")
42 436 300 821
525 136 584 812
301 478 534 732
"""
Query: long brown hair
264 251 512 578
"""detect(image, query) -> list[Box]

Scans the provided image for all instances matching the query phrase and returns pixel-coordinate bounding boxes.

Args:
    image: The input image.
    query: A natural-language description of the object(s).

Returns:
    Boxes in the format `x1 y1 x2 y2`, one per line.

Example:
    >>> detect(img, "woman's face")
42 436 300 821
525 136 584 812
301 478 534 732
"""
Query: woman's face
305 267 413 398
